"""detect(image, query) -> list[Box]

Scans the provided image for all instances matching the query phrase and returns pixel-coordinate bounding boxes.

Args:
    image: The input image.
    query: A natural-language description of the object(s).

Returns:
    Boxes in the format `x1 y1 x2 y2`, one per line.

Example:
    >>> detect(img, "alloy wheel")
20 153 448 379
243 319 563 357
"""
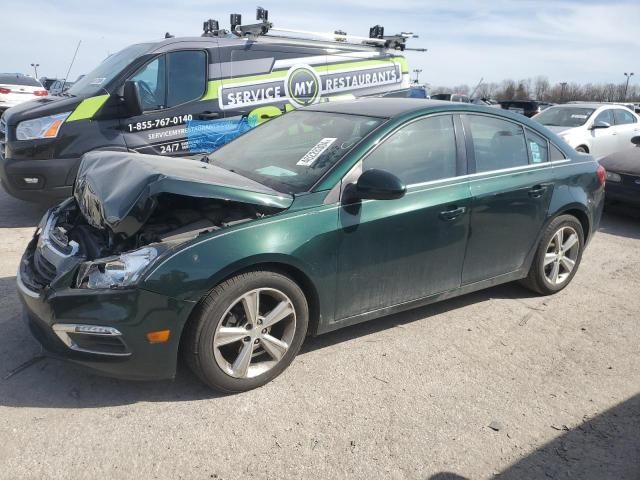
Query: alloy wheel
212 288 296 379
543 226 580 286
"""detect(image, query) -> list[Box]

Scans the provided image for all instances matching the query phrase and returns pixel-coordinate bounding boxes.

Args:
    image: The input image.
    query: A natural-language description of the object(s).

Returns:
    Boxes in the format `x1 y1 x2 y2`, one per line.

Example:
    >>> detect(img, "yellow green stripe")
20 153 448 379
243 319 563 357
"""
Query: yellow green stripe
66 95 110 122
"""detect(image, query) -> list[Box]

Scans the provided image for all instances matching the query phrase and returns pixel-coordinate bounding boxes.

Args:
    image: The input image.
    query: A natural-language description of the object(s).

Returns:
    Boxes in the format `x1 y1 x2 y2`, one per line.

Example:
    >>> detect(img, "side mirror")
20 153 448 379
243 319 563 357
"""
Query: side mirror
122 80 142 117
353 169 406 201
632 136 640 147
591 121 611 130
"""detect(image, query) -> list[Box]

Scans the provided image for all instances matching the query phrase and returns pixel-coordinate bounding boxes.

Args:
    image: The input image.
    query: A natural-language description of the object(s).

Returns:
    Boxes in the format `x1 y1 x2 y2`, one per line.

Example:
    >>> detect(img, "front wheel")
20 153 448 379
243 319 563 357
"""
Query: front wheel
521 215 584 295
184 271 309 392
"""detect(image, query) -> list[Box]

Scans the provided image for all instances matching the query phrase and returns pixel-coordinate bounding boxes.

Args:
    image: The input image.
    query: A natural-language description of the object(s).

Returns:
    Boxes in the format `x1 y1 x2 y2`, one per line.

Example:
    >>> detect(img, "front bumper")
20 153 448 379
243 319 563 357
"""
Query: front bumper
16 208 197 381
605 179 640 207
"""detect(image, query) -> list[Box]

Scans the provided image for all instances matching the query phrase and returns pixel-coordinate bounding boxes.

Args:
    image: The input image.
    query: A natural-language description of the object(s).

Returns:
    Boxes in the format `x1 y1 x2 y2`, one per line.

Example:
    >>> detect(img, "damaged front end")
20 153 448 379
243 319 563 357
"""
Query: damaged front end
20 150 293 295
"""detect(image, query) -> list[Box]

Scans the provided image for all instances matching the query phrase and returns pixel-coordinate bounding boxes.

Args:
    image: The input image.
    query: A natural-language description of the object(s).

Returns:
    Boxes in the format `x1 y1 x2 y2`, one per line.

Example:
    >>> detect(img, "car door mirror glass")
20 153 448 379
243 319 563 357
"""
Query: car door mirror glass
353 169 406 201
122 80 143 117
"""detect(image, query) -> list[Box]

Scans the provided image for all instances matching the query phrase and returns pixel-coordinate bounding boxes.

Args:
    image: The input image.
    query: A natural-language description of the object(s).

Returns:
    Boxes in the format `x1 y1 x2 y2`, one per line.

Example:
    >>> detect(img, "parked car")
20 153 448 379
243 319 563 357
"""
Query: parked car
431 92 471 103
498 100 550 117
0 74 47 113
17 98 605 392
533 103 640 159
40 77 60 91
48 79 74 96
599 135 640 206
472 98 500 107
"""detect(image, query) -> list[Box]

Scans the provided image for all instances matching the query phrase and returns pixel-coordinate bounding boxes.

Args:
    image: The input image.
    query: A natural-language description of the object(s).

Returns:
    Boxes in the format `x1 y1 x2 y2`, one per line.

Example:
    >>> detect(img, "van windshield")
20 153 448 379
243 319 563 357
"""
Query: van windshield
68 43 153 97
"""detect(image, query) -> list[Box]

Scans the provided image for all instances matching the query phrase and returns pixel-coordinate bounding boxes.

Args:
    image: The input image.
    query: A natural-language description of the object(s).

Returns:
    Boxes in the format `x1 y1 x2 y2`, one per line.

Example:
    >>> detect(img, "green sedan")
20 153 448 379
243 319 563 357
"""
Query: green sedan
18 98 606 392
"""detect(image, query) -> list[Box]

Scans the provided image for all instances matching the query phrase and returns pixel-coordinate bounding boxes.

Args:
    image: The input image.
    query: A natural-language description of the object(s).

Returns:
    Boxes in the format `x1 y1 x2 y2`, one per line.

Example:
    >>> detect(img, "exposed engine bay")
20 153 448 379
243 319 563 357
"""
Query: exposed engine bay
53 194 277 261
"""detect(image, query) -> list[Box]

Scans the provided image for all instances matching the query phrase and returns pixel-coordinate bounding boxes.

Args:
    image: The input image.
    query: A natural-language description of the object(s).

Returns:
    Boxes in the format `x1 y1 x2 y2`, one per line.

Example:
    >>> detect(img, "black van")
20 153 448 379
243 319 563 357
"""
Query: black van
0 23 411 202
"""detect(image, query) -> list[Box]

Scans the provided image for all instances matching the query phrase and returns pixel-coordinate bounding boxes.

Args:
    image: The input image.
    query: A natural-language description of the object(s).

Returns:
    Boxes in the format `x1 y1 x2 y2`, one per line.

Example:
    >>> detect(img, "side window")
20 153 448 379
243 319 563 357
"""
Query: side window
595 109 614 126
467 115 528 172
613 108 637 125
130 56 166 111
130 50 206 112
166 50 207 108
550 144 566 161
525 129 549 163
364 115 457 185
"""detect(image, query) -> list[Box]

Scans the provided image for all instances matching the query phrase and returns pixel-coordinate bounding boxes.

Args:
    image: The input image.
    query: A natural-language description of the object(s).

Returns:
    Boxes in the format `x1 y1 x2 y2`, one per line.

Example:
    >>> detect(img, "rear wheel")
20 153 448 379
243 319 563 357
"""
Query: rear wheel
184 270 308 392
521 215 584 295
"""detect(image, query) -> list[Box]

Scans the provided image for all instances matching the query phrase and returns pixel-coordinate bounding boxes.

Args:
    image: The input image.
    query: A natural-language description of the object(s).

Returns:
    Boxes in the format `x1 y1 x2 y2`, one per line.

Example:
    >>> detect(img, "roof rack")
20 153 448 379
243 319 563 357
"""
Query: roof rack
202 6 426 52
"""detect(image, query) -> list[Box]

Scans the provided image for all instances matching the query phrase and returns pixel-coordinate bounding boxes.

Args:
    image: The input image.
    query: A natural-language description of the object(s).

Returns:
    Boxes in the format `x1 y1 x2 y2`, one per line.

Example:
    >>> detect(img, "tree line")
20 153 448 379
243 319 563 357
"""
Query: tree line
431 76 640 103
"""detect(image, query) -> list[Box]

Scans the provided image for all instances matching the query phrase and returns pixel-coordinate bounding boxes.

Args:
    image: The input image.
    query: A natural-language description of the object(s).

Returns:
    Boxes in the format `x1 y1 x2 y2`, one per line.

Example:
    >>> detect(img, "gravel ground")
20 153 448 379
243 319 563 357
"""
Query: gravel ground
0 187 638 480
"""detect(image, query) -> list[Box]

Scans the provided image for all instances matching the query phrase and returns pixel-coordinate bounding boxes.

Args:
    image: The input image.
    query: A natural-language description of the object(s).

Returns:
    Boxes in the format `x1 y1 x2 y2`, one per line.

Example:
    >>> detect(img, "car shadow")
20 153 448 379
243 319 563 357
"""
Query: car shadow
0 276 534 409
600 205 640 240
0 189 50 228
427 393 640 479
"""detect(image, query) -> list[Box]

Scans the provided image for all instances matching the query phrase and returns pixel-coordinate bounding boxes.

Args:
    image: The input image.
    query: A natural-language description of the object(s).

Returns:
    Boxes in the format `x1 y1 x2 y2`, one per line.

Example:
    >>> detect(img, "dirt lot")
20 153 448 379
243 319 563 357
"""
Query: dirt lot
0 187 638 480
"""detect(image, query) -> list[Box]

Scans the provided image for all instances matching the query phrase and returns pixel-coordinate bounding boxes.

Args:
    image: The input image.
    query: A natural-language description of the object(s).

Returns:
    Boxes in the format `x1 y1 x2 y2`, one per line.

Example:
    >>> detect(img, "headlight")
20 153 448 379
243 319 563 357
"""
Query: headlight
76 246 161 289
606 171 622 182
16 112 71 140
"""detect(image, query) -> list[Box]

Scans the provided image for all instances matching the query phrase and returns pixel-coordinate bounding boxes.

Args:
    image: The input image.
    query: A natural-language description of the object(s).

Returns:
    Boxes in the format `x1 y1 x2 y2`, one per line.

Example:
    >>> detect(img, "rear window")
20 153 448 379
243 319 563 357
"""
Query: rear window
0 75 41 87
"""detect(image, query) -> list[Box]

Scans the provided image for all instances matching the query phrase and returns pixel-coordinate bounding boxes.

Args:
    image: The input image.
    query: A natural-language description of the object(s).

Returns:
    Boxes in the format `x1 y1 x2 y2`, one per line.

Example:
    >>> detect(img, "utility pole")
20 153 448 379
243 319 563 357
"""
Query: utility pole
560 82 567 103
412 68 422 84
624 72 634 100
30 63 40 78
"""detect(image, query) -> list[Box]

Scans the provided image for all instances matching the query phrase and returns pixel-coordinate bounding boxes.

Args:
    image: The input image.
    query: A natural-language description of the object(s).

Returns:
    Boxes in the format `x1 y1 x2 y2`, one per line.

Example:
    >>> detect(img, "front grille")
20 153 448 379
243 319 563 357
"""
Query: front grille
620 173 640 188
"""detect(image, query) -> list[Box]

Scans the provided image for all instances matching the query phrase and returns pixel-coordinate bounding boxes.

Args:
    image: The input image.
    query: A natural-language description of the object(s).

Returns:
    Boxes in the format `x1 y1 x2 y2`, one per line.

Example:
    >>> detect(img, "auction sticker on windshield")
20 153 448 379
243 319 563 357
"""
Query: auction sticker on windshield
296 138 337 166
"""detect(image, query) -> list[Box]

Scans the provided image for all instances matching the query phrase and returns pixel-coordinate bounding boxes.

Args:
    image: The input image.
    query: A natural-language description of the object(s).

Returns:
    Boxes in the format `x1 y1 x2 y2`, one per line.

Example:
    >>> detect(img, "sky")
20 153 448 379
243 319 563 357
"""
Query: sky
2 0 639 88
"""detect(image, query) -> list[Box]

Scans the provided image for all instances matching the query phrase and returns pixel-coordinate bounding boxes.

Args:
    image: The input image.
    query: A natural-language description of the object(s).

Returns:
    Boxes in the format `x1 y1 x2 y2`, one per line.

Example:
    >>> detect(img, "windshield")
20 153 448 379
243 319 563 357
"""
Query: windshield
68 43 153 97
534 107 595 127
212 111 385 193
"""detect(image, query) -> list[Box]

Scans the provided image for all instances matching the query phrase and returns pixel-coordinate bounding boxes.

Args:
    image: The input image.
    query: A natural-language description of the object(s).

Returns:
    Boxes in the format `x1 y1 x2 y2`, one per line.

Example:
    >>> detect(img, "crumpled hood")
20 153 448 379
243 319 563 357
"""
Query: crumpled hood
74 151 293 238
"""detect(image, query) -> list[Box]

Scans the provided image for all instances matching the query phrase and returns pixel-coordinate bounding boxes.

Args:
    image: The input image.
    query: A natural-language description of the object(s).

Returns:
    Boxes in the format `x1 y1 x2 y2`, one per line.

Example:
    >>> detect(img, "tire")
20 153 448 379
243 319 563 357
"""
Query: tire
521 215 585 295
184 270 309 393
575 146 588 153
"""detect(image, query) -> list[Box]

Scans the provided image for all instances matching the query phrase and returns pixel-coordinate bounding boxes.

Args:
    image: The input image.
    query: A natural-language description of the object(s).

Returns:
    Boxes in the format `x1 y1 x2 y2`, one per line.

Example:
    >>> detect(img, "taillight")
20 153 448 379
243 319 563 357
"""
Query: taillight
33 90 48 97
596 164 606 187
0 87 11 94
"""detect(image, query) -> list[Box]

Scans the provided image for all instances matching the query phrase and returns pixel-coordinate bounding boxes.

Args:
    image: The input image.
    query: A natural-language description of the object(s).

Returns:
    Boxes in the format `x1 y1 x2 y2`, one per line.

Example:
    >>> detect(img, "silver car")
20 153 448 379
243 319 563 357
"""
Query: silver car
533 103 640 159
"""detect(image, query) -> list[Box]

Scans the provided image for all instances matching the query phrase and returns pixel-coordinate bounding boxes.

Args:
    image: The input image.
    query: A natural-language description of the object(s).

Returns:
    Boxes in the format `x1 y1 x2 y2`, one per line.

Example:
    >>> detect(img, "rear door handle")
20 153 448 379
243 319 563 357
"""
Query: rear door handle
439 206 466 221
528 185 548 198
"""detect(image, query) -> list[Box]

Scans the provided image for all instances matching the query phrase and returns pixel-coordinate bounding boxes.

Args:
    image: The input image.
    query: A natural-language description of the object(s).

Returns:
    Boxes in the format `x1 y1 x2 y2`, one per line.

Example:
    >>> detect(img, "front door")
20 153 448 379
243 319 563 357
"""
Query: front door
122 49 214 156
461 114 555 284
335 114 471 320
590 109 619 159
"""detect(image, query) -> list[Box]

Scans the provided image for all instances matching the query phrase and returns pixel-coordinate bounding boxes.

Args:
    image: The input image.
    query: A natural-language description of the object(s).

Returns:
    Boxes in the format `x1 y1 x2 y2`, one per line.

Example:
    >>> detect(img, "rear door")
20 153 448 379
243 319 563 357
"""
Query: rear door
335 114 471 319
613 108 640 151
122 49 213 156
461 114 555 284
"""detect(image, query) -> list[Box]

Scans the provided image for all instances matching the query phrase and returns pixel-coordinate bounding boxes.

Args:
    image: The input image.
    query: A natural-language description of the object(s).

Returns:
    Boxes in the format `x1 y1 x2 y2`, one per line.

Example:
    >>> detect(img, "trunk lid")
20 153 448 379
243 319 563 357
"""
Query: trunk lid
74 151 294 238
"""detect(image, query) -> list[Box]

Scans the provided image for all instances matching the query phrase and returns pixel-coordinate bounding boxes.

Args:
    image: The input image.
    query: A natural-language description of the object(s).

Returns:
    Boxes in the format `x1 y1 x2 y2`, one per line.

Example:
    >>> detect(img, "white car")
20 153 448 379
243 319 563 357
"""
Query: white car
0 74 48 113
533 103 640 159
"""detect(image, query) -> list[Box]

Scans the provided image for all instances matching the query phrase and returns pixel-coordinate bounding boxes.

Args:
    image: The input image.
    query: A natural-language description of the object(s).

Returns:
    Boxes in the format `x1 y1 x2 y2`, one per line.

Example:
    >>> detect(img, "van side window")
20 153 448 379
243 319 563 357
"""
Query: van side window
130 56 166 111
130 50 207 112
467 115 528 172
166 50 207 108
364 115 457 185
525 129 549 163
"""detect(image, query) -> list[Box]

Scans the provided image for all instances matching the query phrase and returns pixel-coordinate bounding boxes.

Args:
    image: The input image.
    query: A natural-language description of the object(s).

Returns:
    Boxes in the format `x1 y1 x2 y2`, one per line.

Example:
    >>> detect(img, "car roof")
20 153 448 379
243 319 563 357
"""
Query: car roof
302 98 466 118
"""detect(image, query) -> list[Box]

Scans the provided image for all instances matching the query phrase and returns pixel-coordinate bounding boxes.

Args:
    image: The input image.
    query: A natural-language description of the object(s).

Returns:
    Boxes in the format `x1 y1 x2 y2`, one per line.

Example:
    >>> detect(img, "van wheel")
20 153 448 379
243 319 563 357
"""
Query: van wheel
521 215 584 295
184 271 308 393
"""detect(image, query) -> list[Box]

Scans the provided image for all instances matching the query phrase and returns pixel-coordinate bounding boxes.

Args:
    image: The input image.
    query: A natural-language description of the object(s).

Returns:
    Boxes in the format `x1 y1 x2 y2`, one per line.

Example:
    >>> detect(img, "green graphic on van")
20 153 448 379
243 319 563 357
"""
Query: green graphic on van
217 59 403 110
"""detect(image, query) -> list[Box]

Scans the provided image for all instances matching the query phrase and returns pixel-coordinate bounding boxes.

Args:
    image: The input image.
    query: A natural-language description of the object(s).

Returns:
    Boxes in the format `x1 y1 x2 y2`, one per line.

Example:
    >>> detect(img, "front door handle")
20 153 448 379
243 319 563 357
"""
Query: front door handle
439 206 466 221
528 185 548 198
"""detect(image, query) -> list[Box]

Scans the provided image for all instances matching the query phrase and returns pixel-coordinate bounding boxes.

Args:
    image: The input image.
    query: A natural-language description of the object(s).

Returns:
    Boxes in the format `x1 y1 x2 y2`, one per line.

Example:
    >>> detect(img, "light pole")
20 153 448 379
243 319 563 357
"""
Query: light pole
560 82 567 103
30 63 40 78
412 68 422 84
624 72 634 100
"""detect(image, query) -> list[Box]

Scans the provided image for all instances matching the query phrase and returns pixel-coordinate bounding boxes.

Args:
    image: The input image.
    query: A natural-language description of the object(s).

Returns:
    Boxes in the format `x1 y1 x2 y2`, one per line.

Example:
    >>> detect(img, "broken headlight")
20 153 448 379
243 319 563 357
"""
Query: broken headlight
76 246 162 289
